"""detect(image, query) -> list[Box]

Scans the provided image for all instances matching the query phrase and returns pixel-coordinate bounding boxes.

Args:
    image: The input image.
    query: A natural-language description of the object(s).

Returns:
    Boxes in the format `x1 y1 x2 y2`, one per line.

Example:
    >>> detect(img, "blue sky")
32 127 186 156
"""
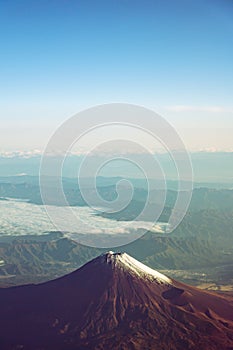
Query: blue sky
0 0 233 152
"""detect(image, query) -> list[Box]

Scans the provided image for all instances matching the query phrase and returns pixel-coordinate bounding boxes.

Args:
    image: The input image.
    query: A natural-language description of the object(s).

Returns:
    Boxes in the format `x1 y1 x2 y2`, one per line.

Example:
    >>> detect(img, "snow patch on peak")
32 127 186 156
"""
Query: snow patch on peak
104 251 172 285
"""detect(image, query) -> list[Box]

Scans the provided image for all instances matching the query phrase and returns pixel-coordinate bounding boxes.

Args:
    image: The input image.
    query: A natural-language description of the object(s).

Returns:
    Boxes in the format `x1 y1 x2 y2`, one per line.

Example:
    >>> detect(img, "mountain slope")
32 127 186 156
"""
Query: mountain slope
0 252 233 349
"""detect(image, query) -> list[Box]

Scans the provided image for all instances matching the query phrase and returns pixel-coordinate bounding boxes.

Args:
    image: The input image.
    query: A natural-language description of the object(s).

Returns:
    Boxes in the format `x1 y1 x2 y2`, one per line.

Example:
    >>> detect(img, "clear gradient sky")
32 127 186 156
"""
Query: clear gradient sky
0 0 233 152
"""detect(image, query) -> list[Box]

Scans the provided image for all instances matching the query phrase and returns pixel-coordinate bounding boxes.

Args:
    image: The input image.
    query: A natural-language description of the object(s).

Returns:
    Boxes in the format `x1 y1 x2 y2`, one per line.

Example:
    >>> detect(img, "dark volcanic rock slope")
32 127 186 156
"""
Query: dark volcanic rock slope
0 252 233 350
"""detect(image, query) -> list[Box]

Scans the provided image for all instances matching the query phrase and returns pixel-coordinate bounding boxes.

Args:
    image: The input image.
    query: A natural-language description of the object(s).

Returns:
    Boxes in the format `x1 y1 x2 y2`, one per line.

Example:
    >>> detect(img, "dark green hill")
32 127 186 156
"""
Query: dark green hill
0 209 232 287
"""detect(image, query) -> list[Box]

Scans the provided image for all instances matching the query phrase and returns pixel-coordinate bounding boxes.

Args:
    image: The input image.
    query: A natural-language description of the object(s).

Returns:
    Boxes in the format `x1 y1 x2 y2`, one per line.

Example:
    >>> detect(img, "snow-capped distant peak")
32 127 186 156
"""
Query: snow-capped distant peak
104 251 172 285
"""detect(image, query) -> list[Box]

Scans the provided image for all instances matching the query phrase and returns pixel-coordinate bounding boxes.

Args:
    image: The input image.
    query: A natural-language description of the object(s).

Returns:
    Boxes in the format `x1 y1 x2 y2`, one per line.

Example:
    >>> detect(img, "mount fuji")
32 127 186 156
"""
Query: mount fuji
0 252 233 349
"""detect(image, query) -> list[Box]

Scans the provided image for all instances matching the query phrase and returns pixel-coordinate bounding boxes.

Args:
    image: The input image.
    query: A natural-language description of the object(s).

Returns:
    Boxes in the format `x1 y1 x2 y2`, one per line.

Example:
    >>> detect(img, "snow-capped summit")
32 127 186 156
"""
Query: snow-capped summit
102 251 172 284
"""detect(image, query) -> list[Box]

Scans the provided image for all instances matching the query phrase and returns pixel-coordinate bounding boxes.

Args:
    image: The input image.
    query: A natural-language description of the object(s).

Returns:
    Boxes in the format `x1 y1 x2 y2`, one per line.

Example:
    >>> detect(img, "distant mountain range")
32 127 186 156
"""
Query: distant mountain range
0 252 232 349
0 152 232 183
0 177 233 210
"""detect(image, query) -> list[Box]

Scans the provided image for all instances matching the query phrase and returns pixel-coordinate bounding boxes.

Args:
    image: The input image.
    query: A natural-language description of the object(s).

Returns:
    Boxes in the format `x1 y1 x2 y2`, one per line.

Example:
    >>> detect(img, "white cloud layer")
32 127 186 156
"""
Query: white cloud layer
0 199 167 238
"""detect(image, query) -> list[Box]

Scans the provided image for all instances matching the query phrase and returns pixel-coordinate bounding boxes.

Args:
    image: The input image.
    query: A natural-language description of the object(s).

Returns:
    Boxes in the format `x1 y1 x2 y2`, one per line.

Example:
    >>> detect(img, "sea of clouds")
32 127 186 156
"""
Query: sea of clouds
0 199 167 239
